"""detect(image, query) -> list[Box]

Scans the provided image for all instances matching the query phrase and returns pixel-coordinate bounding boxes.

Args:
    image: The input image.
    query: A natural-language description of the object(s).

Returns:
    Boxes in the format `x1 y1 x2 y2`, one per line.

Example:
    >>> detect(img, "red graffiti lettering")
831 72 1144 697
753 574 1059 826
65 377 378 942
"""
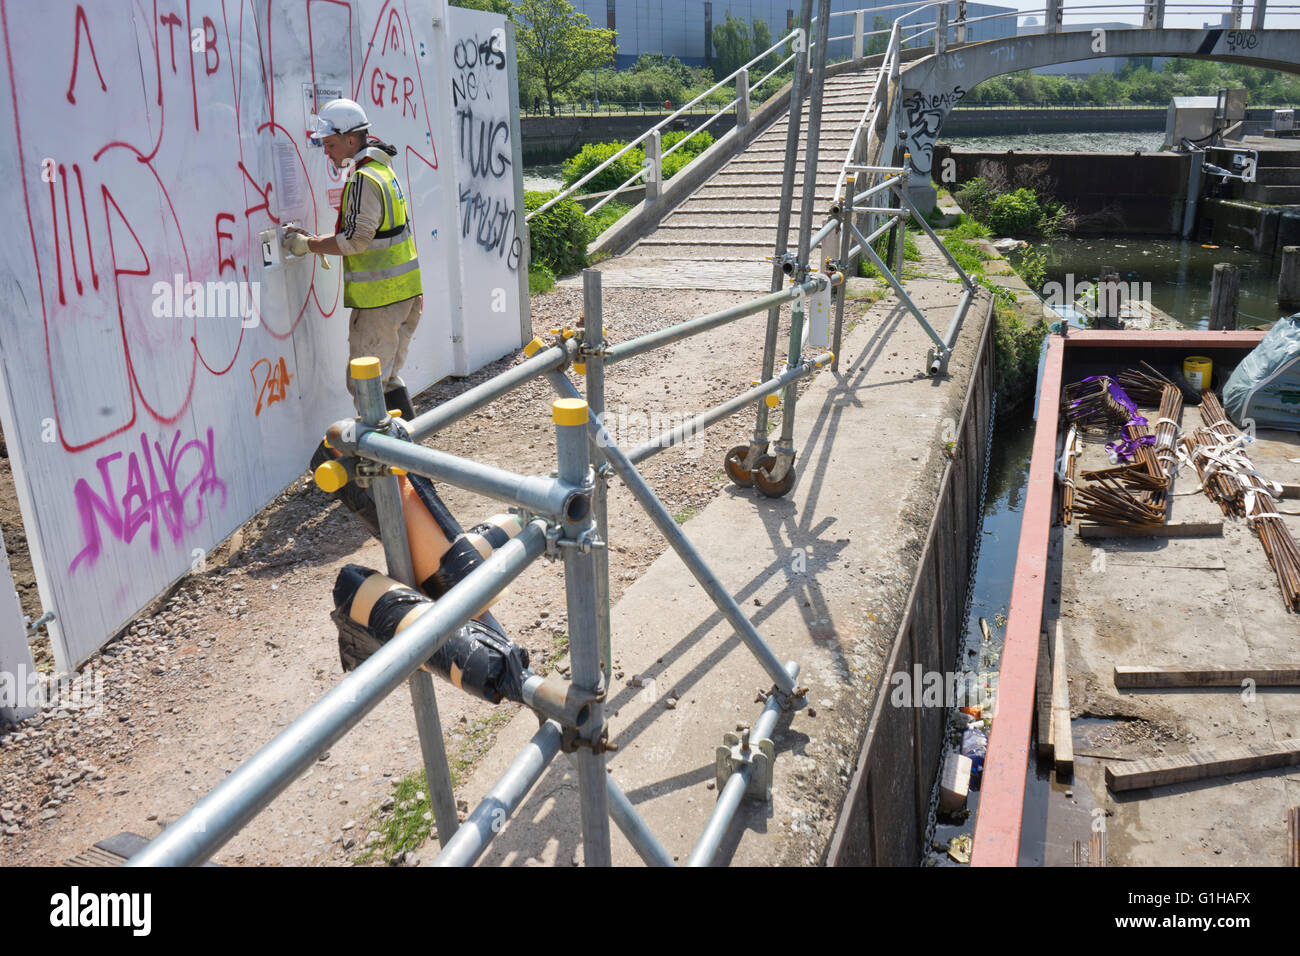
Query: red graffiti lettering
66 4 107 104
159 11 182 74
402 75 415 119
203 16 219 74
215 212 235 275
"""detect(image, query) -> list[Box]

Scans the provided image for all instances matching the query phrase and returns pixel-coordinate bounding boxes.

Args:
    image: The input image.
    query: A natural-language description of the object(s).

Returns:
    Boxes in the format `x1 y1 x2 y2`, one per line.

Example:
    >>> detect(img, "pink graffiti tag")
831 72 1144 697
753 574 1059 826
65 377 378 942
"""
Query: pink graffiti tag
69 428 227 573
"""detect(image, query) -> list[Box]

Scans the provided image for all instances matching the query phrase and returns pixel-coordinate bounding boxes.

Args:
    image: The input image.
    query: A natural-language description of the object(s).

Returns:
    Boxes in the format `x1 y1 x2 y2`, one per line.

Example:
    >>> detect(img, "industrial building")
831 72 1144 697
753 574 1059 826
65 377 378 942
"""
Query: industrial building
571 0 1018 68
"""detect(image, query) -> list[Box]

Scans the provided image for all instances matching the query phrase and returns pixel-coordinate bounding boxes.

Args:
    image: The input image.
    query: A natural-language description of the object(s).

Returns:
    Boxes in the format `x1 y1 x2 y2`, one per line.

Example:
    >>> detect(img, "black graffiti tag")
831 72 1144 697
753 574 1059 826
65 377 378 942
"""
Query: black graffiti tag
452 30 506 106
457 105 511 179
459 186 521 271
1225 30 1259 52
903 86 964 174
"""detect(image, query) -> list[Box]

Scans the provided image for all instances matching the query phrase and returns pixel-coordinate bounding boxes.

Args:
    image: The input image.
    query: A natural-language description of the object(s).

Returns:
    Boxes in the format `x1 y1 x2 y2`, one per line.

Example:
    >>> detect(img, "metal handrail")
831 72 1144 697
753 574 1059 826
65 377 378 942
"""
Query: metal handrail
526 27 802 221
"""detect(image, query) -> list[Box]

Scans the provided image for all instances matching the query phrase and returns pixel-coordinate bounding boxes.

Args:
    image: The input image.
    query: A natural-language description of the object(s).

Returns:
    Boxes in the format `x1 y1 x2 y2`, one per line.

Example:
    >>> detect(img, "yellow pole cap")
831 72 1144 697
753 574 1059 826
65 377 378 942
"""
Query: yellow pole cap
314 460 349 493
388 409 404 419
765 393 780 408
552 397 589 426
523 337 546 357
350 357 382 381
391 466 407 476
573 362 587 375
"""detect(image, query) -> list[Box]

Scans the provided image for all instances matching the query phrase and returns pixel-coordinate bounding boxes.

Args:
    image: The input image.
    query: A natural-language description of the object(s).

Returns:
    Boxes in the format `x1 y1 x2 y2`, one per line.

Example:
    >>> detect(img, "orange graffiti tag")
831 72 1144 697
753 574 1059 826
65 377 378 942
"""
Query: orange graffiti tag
251 356 292 415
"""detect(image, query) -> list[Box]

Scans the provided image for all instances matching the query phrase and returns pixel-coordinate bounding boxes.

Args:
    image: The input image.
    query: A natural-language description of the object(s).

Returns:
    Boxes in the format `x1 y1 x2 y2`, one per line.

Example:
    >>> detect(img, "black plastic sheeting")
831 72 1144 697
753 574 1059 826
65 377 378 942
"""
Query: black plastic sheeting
333 564 531 705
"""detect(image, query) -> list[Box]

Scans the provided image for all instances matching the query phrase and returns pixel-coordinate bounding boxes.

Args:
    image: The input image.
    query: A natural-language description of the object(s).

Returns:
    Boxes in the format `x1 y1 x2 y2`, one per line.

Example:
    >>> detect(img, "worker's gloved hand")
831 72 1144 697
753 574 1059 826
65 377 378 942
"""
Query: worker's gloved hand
283 231 312 257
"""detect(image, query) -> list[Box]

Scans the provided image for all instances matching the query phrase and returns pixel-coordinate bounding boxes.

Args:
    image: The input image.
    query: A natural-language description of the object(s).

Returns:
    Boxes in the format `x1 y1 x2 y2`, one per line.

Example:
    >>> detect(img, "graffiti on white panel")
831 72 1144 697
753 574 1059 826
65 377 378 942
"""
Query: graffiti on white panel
452 24 521 272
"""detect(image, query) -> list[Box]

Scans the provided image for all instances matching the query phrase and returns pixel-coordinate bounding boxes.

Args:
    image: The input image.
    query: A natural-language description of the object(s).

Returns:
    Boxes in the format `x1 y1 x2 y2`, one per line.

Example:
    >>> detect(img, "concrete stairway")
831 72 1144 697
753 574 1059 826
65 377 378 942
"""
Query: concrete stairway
590 72 878 290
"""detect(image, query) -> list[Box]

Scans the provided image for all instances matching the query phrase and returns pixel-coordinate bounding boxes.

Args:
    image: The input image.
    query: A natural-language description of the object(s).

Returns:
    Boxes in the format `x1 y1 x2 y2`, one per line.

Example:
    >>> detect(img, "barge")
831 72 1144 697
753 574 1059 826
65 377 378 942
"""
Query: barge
972 329 1300 867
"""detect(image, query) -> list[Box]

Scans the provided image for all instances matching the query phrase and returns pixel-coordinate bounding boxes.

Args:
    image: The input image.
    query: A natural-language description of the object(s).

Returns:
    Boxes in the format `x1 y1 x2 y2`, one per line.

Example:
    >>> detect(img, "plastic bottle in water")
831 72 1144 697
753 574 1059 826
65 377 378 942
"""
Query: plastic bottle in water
961 723 988 787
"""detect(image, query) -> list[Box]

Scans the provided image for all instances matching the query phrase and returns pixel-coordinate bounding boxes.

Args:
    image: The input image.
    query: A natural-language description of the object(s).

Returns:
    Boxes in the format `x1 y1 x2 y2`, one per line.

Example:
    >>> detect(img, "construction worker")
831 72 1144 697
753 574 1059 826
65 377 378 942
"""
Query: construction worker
284 97 421 419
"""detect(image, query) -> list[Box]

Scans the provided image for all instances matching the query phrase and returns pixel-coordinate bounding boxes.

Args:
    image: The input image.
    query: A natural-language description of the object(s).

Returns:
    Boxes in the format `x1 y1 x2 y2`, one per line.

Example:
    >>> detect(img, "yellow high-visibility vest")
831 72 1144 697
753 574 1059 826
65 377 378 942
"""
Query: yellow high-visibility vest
340 162 422 309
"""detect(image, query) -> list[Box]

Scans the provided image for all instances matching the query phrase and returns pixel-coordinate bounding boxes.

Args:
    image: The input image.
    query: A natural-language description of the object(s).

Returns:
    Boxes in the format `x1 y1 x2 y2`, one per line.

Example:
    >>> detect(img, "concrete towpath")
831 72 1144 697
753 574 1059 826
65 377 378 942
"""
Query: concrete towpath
436 252 991 865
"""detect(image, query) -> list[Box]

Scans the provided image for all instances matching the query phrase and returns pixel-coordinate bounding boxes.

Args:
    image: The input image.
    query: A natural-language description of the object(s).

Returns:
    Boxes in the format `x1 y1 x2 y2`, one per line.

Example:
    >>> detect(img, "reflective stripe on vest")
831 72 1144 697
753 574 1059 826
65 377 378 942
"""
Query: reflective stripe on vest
342 164 422 309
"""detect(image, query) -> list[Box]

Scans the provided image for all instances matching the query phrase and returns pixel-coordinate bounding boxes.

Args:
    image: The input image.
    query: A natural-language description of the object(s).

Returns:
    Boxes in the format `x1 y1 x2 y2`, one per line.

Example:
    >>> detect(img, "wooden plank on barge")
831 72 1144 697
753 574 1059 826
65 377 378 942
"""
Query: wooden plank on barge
1051 619 1073 778
1036 627 1054 760
1079 521 1223 539
1106 739 1300 792
1115 666 1300 689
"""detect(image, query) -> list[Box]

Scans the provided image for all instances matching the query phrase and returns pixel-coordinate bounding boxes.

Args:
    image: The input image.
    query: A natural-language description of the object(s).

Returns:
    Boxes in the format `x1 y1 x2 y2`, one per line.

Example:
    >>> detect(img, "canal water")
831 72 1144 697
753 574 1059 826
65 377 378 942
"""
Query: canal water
945 130 1165 154
1039 236 1291 328
925 409 1035 866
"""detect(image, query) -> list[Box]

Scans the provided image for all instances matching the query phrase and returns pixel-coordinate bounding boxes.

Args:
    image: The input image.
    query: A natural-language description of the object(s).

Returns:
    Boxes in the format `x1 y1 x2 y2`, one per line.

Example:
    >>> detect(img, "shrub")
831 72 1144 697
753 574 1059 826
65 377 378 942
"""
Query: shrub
583 201 631 243
993 299 1049 408
524 190 587 276
985 188 1042 236
561 141 645 194
528 263 556 295
661 129 714 158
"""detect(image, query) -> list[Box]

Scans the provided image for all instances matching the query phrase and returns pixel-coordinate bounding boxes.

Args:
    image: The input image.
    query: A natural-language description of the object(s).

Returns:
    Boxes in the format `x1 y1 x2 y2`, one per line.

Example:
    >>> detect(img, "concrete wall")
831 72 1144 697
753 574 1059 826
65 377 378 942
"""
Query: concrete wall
932 146 1194 235
1199 197 1300 256
827 295 996 866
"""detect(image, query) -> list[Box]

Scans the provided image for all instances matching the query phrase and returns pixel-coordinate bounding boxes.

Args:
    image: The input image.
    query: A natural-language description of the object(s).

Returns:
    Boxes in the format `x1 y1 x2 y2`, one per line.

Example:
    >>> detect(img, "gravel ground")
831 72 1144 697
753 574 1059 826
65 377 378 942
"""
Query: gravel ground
0 282 863 865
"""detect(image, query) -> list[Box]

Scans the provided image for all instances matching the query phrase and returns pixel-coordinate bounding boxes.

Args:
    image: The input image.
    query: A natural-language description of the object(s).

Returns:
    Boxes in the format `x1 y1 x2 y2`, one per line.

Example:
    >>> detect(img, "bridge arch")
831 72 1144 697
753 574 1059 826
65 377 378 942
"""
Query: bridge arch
893 27 1300 198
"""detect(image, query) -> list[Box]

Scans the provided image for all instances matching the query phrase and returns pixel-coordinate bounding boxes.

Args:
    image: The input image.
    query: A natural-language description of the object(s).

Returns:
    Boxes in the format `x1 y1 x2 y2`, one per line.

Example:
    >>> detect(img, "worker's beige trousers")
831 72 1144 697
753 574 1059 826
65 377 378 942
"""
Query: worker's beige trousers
346 295 422 394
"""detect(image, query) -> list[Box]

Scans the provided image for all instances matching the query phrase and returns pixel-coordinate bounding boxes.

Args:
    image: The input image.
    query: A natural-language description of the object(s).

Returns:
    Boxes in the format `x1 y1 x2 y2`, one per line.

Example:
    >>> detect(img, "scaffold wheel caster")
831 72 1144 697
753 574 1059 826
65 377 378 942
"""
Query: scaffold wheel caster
753 456 796 498
724 445 754 487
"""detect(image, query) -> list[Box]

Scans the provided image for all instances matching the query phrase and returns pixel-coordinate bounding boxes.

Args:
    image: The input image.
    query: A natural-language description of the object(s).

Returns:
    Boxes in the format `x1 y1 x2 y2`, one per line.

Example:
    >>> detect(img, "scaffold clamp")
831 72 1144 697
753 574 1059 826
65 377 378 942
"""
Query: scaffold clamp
716 728 775 800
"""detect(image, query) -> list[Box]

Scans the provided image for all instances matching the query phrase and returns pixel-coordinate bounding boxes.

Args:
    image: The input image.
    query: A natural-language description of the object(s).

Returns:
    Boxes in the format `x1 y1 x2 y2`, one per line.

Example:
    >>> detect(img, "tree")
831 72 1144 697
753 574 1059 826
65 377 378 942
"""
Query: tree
866 16 889 56
450 0 515 16
752 19 775 73
516 0 616 114
711 11 752 79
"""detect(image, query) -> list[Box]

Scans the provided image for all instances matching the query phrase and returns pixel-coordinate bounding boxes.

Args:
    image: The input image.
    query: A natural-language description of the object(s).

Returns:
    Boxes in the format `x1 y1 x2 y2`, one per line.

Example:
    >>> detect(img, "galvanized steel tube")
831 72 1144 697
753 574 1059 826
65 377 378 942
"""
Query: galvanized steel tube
354 367 460 848
603 281 819 366
357 430 583 519
126 521 549 867
687 661 800 867
548 374 797 697
554 396 613 866
627 354 832 465
431 720 564 867
406 342 574 442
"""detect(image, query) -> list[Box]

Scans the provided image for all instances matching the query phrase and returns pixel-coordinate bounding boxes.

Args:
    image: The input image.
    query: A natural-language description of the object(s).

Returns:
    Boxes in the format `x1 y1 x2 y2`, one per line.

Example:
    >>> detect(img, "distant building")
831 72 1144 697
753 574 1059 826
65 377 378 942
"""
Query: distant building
574 1 1019 69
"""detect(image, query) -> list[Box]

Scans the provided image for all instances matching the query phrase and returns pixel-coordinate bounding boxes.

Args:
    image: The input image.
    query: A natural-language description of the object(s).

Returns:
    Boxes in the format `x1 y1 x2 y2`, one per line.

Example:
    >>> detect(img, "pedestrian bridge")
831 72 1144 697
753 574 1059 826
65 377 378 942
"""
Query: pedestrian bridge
533 0 1300 292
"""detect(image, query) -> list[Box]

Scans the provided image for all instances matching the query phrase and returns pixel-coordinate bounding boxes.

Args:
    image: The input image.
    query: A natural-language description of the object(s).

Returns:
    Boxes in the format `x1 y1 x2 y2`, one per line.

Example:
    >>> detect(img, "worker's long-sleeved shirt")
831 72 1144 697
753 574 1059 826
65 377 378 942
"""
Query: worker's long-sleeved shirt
333 168 383 256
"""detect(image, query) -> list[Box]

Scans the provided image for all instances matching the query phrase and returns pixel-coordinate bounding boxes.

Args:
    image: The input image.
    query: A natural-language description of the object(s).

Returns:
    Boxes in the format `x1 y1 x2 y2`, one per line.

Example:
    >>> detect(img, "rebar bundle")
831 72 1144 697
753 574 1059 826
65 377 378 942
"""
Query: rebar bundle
1116 361 1174 406
1057 425 1080 525
1074 476 1166 527
1190 392 1300 612
1154 382 1185 496
1063 376 1130 433
1080 463 1167 491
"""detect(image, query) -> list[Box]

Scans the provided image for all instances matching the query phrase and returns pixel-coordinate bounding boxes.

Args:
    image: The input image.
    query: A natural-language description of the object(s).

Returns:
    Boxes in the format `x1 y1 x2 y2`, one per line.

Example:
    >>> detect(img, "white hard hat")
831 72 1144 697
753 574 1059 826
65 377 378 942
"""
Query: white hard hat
309 98 371 139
